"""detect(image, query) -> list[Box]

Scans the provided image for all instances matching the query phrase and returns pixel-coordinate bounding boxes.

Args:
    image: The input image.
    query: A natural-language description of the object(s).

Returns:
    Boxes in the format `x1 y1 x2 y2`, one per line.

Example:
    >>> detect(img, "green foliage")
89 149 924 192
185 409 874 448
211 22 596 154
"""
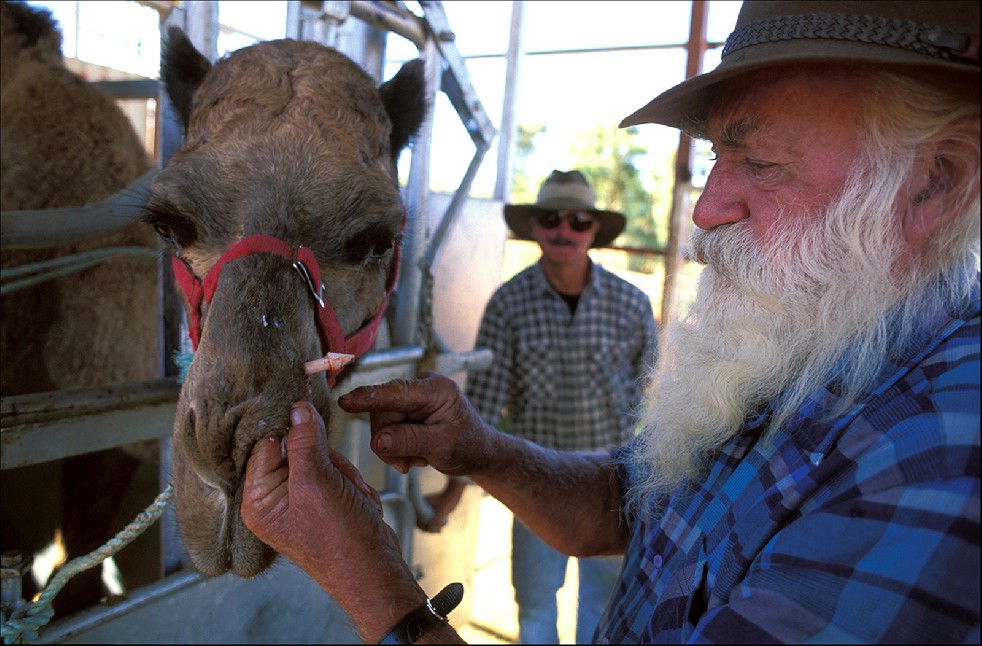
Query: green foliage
510 122 547 204
571 125 654 247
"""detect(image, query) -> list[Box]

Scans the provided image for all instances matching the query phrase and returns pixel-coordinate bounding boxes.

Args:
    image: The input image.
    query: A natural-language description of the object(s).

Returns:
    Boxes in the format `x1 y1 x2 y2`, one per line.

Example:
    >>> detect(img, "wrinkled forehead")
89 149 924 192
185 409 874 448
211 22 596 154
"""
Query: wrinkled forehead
707 66 870 145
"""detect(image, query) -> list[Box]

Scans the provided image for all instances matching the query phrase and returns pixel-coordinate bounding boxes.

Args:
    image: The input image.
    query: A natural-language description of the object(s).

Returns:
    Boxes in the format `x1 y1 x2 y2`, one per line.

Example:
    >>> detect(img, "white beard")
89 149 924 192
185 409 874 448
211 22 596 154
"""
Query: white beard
626 189 917 508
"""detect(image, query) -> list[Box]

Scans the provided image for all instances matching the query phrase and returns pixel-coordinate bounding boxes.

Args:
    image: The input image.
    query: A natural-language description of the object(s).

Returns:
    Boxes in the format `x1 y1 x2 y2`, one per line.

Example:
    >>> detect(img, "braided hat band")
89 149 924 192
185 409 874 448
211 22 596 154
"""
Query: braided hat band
723 13 978 64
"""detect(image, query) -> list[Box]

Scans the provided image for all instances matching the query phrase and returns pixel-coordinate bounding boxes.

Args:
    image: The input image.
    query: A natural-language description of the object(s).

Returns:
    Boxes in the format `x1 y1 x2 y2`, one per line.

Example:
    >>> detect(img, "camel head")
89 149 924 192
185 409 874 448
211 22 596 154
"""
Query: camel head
145 28 426 577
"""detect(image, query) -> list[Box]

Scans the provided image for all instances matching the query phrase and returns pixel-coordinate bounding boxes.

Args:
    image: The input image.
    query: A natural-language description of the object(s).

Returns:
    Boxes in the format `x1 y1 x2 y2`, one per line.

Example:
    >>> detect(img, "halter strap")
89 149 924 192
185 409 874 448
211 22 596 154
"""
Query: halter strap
171 233 400 386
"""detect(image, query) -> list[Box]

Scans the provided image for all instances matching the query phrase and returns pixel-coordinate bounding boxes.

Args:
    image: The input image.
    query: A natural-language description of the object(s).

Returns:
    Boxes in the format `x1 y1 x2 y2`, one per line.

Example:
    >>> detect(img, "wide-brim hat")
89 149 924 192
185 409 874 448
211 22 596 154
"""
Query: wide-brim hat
621 0 980 130
504 170 626 248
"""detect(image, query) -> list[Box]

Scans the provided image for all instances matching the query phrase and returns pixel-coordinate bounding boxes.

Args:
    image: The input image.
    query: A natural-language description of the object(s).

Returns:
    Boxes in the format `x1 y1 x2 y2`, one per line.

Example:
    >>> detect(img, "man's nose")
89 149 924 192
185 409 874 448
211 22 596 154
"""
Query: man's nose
691 166 750 230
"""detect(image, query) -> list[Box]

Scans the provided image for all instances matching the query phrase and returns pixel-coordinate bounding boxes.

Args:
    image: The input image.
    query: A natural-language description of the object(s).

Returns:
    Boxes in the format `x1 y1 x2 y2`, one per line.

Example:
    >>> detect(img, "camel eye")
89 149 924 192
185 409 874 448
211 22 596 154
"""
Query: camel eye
152 221 174 242
344 225 399 266
143 206 196 248
370 238 393 259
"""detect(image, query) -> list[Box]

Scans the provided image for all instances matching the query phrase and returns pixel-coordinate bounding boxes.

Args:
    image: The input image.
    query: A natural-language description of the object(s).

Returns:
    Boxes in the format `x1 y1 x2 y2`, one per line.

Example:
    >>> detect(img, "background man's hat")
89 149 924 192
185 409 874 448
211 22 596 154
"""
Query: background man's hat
621 0 980 130
504 170 626 248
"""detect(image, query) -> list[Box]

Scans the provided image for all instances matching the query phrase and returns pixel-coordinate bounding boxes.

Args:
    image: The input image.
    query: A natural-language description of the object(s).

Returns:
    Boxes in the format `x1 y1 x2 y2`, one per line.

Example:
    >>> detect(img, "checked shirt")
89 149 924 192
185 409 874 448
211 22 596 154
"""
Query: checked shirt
467 261 659 451
596 281 981 643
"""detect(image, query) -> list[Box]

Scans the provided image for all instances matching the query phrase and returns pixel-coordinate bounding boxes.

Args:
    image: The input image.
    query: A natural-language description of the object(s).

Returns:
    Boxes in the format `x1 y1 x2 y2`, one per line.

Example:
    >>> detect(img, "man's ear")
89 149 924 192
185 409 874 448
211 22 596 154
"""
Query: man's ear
902 115 981 244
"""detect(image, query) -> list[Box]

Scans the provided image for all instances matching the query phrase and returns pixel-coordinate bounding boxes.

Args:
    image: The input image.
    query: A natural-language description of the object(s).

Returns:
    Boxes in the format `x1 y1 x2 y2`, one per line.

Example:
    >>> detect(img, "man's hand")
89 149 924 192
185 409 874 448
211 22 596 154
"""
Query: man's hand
337 372 626 585
240 400 426 642
337 372 497 478
417 478 469 533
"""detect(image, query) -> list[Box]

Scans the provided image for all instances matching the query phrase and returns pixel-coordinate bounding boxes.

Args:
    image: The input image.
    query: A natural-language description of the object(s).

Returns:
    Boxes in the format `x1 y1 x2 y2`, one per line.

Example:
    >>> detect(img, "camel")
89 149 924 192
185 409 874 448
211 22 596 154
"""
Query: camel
1 0 161 618
148 27 426 577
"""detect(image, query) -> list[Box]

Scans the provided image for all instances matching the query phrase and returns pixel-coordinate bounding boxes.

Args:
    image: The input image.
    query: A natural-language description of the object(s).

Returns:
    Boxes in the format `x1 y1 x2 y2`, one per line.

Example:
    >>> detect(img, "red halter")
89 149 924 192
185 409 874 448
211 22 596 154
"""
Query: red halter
171 234 400 385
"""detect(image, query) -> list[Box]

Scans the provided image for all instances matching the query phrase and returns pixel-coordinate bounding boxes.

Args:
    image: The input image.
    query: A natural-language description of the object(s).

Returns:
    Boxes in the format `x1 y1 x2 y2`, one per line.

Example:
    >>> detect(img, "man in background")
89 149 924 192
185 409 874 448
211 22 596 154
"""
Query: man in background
427 169 658 643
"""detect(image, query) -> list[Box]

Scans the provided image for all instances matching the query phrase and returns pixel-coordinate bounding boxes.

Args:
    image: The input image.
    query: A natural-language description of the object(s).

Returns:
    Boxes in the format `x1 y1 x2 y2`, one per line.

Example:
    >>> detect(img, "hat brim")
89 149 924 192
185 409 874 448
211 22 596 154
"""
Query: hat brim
504 205 626 248
621 35 980 131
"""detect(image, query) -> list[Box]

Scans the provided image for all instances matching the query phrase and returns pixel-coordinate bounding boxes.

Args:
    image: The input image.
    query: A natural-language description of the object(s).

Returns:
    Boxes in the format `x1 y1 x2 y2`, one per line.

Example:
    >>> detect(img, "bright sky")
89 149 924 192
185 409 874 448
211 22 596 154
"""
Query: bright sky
29 0 743 197
389 1 743 195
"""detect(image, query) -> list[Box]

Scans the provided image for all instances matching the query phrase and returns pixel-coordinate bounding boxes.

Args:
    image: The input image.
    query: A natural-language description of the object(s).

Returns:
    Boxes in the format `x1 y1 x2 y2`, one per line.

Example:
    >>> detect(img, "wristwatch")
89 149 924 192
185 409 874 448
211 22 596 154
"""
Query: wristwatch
378 582 464 644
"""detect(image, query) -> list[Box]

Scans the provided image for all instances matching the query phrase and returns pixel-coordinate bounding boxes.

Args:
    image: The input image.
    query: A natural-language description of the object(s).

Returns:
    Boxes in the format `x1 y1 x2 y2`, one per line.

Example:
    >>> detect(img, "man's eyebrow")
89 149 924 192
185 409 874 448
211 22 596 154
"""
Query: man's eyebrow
715 116 758 148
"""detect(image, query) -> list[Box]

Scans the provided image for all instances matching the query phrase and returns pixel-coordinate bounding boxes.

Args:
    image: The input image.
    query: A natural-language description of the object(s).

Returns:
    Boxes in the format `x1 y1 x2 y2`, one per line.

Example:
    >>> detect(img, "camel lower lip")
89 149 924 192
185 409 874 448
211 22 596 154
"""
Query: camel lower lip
177 479 276 578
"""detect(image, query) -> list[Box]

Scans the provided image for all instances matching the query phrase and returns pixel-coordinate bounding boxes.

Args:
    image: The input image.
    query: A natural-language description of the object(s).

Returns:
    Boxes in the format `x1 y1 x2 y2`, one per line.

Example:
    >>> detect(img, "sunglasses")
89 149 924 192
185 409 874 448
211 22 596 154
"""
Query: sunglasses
532 209 597 233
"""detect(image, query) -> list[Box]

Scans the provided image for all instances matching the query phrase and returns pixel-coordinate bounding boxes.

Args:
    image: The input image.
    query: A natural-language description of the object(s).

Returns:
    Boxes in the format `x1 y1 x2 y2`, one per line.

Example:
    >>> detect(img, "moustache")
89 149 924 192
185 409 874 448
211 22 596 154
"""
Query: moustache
690 224 760 270
546 236 577 247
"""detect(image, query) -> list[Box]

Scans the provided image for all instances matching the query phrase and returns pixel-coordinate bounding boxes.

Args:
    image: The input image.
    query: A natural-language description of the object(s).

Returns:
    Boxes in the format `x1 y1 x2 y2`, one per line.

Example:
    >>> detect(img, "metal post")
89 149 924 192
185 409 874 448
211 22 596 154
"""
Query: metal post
284 0 301 40
184 1 219 63
661 0 708 328
1 551 31 619
156 4 196 576
394 37 439 347
493 1 525 203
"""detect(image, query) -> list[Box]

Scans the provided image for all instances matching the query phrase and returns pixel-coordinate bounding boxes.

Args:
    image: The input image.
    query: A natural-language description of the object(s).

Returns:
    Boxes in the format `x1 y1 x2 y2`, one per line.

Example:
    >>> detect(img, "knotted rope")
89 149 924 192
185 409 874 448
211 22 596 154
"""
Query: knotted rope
1 484 174 644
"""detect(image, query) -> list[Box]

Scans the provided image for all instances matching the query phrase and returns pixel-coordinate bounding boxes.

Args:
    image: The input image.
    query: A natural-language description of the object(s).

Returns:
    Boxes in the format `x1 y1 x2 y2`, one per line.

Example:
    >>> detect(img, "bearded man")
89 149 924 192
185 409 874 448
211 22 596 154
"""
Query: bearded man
240 1 979 643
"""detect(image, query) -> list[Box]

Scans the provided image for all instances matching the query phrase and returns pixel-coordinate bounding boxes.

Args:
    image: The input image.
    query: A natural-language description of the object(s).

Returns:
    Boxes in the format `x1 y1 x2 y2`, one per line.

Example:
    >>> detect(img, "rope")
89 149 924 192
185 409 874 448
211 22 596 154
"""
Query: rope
0 247 158 295
1 484 174 644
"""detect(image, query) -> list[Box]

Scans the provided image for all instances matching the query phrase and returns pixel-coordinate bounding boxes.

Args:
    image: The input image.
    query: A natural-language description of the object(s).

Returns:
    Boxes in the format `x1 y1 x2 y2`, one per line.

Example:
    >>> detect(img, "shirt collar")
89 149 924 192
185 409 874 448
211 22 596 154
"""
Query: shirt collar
534 258 601 299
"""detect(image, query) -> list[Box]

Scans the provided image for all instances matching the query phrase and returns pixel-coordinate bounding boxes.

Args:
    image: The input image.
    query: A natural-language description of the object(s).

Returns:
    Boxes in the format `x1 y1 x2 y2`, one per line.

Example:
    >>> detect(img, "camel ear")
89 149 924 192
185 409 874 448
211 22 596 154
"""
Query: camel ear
161 26 211 134
379 59 427 160
903 115 981 244
2 0 61 52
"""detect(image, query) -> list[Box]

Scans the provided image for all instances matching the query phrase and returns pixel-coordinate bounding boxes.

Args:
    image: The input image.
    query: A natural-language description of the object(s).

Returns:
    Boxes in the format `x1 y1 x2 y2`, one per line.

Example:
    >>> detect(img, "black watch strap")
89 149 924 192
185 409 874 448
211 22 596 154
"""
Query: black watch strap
378 582 464 644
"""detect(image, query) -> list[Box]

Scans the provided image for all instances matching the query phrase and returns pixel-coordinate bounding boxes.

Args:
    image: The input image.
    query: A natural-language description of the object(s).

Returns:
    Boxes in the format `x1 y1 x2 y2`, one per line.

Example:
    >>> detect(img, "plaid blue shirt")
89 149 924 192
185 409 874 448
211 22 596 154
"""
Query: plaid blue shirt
598 283 981 644
467 261 659 451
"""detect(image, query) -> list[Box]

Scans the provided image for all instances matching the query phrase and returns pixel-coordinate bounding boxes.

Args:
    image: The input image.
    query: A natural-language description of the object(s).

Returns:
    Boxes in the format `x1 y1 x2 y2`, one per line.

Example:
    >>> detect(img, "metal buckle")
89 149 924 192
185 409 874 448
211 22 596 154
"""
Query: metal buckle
292 257 325 308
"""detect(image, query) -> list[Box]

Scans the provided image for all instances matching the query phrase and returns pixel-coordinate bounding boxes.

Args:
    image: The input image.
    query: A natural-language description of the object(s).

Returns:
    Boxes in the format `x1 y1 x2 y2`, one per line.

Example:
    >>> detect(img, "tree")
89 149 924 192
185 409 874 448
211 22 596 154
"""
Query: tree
510 122 546 204
569 124 665 272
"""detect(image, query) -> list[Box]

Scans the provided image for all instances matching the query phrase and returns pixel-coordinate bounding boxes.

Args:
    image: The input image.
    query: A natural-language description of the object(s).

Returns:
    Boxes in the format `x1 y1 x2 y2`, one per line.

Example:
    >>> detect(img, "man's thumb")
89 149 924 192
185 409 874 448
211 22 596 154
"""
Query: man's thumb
284 401 330 474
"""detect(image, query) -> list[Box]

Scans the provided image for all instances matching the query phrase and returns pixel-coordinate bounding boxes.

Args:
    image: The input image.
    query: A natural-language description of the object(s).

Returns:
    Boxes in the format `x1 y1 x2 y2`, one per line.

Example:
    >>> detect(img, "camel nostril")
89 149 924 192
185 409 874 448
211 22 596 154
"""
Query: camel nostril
180 406 234 498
